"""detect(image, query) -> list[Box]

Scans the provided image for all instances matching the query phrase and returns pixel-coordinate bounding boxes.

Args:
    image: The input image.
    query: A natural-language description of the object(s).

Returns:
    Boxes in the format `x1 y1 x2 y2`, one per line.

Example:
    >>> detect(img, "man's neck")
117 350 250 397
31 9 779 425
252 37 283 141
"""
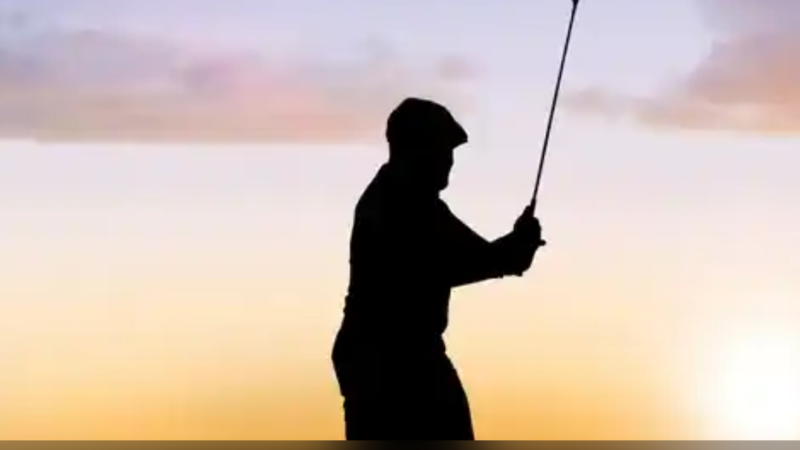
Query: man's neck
382 160 439 200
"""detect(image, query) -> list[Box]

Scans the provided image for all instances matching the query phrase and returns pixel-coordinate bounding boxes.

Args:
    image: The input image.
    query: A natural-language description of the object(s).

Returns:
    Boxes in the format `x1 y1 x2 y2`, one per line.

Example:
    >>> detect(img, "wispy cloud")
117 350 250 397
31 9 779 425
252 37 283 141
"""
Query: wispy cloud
0 17 477 143
564 0 800 135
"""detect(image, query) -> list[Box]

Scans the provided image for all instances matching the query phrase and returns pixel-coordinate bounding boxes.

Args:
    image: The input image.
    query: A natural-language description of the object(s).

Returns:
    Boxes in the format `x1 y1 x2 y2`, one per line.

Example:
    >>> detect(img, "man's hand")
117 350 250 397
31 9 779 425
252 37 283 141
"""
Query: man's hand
507 205 545 276
514 205 544 242
514 205 546 247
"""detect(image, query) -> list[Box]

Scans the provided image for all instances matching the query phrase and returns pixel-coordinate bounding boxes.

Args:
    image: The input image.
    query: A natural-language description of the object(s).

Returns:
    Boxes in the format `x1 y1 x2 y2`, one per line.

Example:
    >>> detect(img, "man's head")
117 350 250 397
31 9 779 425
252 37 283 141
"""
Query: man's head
385 97 468 192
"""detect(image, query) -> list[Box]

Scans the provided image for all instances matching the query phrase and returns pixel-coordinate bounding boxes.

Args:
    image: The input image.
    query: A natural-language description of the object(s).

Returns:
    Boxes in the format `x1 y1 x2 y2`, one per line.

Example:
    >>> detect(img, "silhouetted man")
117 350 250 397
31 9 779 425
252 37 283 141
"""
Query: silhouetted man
332 97 545 440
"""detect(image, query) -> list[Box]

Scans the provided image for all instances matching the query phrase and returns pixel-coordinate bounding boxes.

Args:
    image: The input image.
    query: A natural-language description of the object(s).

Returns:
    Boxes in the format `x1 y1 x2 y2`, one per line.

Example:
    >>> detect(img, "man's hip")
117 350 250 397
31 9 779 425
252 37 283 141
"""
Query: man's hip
333 352 474 440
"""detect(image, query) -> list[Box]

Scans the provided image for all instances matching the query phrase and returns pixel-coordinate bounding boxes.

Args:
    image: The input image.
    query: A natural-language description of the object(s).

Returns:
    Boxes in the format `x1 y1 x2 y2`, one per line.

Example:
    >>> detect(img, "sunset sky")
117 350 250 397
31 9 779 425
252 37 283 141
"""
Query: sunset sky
2 0 800 440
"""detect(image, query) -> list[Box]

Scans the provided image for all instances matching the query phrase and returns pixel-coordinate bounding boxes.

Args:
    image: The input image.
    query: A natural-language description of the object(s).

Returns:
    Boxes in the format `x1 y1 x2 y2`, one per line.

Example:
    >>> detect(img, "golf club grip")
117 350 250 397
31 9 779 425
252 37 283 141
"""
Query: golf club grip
529 0 580 213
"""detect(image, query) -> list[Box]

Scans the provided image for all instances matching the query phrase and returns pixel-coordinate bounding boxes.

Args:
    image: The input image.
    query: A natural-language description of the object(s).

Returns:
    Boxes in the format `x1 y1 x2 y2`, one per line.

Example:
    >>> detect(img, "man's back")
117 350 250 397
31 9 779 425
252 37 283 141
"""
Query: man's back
333 163 453 364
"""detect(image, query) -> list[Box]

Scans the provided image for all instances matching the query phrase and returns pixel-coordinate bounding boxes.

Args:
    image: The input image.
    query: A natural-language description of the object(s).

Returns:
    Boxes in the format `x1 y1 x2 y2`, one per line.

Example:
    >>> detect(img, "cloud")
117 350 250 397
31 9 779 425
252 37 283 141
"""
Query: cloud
564 0 800 135
0 21 478 143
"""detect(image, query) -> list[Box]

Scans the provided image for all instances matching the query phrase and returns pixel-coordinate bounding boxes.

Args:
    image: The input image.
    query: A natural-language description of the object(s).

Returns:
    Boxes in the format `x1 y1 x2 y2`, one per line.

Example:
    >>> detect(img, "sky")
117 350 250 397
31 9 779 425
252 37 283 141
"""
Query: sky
1 0 800 440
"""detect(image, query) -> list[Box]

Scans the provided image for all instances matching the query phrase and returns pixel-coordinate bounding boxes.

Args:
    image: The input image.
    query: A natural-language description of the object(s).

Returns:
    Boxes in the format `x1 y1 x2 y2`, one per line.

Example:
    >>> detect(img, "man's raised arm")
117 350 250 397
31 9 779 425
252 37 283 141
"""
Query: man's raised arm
442 203 543 288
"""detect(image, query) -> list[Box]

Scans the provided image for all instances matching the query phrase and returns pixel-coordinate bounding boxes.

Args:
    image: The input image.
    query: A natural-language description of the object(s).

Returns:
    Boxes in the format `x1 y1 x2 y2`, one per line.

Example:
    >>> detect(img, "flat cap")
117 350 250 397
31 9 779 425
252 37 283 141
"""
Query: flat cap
385 97 468 149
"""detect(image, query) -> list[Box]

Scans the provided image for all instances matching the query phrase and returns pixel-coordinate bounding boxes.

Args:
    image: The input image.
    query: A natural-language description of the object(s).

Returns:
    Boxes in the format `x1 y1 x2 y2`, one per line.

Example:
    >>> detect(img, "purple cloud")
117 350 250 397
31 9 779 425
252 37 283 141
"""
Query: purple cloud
0 19 478 143
564 0 800 135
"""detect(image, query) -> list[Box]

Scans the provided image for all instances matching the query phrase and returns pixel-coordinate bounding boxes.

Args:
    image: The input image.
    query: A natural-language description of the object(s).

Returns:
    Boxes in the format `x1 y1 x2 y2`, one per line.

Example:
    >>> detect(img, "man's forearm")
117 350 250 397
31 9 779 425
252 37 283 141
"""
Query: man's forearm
449 232 524 288
489 231 528 278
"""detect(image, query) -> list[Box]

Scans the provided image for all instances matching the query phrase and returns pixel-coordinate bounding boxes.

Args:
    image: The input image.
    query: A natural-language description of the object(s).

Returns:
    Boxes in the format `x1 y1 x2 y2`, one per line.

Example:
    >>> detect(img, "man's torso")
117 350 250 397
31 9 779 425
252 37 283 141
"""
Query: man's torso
334 165 456 363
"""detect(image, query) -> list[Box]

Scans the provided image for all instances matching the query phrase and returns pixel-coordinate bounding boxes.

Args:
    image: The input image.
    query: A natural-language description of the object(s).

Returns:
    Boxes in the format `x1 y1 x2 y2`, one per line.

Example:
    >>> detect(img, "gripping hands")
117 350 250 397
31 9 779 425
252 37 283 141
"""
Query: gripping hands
504 205 545 276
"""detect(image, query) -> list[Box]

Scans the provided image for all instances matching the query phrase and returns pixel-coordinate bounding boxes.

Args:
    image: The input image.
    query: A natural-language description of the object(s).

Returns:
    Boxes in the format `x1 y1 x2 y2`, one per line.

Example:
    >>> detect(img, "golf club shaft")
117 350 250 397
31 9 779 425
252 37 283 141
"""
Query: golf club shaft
530 0 580 212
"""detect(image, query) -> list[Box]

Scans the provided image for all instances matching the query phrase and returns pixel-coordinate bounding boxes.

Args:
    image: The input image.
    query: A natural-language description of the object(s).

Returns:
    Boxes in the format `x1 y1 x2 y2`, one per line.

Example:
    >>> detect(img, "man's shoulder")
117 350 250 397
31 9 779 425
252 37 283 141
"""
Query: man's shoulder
353 175 397 230
355 167 406 212
354 177 386 215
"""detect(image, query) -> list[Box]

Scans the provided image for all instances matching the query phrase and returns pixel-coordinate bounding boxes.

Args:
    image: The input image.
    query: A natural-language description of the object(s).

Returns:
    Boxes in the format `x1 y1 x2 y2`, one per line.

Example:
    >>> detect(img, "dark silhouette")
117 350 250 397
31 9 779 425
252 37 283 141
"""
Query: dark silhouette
332 98 545 440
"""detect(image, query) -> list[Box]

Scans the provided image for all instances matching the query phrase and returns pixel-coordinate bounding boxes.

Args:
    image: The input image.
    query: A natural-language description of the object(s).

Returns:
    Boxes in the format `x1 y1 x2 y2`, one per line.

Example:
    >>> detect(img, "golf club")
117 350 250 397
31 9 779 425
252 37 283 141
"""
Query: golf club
530 0 581 213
